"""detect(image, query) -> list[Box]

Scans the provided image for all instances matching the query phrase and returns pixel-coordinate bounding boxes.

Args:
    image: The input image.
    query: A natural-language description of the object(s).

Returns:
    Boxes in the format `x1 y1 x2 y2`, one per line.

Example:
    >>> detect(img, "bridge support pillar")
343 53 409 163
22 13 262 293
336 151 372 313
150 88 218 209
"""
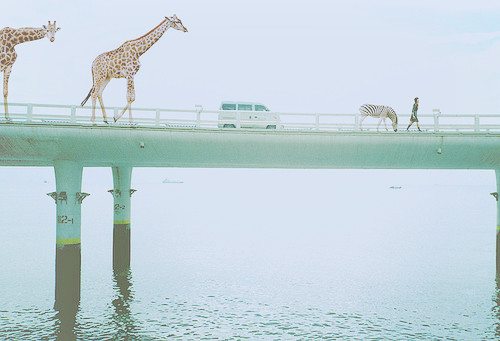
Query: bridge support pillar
50 161 88 311
496 170 500 276
109 166 134 273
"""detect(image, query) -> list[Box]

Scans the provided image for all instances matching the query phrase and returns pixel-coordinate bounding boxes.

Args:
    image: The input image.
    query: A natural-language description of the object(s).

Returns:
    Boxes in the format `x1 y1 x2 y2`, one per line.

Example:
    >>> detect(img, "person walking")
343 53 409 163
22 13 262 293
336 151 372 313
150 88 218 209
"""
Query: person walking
406 97 421 131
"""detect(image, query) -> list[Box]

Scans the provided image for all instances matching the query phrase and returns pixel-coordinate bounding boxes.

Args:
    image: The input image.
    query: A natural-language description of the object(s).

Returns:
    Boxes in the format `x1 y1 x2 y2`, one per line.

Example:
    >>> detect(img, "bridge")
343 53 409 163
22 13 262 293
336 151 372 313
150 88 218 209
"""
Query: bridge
1 102 499 310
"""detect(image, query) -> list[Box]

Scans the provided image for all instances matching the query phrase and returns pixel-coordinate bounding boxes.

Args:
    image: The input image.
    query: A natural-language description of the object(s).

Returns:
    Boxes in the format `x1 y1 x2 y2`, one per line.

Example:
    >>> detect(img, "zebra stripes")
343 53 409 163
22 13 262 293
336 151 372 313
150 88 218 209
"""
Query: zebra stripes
359 104 398 132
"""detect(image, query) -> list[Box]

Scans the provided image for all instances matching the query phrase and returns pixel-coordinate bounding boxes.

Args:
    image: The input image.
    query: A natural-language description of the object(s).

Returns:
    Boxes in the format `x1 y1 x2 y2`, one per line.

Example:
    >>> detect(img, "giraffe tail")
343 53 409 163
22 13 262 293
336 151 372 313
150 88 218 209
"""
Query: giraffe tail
81 88 93 106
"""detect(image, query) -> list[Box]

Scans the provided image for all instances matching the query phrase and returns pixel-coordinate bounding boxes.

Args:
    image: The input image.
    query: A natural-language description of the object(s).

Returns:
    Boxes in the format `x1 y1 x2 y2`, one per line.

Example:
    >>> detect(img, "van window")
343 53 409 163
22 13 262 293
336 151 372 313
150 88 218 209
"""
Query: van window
237 104 253 111
255 105 268 111
221 103 236 110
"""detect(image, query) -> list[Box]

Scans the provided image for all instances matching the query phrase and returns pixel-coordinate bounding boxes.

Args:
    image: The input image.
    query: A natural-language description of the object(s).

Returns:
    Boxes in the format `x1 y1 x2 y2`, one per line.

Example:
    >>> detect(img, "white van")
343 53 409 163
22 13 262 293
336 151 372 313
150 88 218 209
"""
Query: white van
218 101 280 129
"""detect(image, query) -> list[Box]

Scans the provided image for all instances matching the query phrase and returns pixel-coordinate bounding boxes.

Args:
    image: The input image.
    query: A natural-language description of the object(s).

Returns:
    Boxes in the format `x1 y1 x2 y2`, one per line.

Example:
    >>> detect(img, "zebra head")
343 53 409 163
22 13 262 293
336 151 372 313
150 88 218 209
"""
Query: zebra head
387 108 398 132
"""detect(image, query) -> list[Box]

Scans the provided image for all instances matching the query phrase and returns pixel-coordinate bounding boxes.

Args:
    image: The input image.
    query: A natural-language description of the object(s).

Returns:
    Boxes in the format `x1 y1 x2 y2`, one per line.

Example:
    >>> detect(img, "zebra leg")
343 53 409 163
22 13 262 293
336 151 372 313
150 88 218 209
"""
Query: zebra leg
377 117 383 132
384 118 388 131
359 115 366 131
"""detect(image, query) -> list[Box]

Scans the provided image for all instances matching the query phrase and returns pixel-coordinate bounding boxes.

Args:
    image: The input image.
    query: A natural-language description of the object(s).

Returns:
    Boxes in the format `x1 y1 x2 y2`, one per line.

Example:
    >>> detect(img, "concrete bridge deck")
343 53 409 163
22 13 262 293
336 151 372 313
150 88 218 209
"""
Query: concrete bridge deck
0 102 498 169
0 121 499 169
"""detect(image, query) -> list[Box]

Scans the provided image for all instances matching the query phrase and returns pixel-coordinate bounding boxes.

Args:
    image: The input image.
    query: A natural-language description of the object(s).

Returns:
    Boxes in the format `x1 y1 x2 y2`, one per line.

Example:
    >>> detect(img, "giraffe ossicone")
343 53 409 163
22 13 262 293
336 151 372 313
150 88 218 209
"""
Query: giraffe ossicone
0 21 61 120
81 15 188 124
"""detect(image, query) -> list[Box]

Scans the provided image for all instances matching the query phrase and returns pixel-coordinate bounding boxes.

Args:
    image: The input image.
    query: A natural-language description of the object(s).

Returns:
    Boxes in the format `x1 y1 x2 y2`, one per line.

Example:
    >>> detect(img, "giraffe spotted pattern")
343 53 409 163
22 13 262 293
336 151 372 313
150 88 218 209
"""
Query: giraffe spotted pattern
81 15 188 124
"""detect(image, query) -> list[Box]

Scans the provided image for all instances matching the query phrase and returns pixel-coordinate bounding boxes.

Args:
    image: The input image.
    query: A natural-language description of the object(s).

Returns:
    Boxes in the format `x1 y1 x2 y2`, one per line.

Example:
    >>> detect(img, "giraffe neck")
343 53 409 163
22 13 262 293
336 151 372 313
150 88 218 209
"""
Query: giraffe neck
13 27 46 45
128 18 171 56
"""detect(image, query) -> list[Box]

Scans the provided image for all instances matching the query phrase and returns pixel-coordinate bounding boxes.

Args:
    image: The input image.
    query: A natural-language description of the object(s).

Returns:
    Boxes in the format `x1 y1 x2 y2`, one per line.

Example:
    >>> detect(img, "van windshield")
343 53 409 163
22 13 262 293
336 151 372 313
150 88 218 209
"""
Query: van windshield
255 105 268 111
221 103 236 110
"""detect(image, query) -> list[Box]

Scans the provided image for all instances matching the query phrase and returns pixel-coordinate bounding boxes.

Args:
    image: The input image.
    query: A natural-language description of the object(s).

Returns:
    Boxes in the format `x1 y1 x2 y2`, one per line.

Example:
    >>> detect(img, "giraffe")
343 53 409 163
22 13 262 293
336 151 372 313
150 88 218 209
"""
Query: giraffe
81 15 188 124
0 21 60 121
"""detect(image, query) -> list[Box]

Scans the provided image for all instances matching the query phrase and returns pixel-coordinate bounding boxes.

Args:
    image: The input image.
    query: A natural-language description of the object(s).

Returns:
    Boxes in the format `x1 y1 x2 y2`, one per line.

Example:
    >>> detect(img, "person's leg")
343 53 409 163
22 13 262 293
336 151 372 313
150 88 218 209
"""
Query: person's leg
415 114 421 131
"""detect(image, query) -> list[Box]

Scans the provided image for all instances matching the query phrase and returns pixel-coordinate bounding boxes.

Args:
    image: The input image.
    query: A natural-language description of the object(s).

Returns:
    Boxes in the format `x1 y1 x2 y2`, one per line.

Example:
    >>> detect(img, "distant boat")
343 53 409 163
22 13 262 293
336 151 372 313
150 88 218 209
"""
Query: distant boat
389 186 402 190
162 178 183 184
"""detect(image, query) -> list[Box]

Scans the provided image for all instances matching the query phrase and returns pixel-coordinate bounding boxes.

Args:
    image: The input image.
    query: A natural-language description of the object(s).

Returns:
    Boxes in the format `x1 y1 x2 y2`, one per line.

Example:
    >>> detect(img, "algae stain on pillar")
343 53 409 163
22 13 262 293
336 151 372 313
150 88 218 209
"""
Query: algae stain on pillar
109 166 135 272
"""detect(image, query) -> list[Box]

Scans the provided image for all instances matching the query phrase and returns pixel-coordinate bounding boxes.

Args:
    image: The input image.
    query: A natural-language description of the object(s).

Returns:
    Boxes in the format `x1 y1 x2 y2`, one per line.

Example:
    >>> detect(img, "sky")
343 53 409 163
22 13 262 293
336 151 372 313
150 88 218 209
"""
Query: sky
0 5 498 330
0 0 498 188
2 0 500 116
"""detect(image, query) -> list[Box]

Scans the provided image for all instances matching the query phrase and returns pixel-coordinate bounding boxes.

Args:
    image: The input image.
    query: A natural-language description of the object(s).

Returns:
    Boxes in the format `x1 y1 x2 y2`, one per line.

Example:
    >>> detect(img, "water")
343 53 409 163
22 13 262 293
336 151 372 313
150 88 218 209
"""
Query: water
0 167 498 339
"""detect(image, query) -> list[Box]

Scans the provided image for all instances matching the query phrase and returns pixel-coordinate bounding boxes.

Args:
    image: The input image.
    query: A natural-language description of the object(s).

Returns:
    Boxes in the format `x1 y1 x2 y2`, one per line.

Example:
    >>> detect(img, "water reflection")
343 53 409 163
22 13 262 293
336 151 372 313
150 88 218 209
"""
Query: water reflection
111 269 138 338
54 304 78 340
51 269 137 339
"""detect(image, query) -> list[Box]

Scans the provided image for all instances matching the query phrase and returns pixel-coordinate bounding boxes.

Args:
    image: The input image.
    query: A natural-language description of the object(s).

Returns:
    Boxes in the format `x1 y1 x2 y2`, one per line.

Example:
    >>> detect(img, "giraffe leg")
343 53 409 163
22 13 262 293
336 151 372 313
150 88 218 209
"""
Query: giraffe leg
127 77 136 123
3 98 8 121
98 96 108 124
91 94 97 124
115 77 135 123
116 104 128 122
90 78 101 124
3 65 12 121
98 79 111 124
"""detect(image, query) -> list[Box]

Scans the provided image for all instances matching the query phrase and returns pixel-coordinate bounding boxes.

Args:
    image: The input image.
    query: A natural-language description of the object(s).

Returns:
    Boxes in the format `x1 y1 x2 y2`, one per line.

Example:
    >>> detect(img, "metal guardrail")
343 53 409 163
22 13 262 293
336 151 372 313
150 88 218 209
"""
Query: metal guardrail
0 102 499 133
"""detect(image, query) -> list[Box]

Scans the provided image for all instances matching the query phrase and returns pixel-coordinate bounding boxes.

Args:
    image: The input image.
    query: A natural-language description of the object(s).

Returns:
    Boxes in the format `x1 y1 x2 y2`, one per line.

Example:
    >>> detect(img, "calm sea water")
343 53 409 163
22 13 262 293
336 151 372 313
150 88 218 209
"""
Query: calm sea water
0 167 498 340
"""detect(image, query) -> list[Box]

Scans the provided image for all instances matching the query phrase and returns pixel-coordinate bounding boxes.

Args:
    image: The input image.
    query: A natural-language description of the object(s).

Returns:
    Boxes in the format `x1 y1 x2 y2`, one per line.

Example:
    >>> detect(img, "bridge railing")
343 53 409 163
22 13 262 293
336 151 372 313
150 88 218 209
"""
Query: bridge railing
1 102 499 133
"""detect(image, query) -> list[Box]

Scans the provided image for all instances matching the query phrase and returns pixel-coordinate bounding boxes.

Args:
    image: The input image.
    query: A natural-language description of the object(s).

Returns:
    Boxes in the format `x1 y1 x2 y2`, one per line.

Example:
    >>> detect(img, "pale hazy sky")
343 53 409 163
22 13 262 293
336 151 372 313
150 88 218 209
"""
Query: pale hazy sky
2 0 500 116
0 1 497 243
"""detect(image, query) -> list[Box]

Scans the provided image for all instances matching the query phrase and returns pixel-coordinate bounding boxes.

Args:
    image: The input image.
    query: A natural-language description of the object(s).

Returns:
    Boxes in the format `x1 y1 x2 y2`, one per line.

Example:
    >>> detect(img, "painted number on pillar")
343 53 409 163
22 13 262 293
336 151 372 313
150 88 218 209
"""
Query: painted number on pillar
114 204 125 212
57 215 74 224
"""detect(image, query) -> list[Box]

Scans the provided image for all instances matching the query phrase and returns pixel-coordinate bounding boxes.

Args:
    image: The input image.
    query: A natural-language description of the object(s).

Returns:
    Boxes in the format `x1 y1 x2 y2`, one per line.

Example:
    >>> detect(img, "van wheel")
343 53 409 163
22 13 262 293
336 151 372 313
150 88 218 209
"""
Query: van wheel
266 125 276 129
223 124 236 128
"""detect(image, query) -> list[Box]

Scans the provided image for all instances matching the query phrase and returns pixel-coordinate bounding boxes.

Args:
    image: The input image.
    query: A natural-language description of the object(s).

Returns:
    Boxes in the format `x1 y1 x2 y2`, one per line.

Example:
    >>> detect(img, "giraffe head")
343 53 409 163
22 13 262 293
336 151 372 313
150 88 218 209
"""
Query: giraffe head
42 21 61 42
167 15 188 32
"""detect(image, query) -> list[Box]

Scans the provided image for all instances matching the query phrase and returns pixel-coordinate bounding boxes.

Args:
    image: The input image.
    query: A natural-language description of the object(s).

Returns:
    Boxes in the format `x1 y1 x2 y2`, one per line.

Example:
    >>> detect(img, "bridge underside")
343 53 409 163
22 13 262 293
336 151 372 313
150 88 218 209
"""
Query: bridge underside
0 124 498 169
1 123 500 306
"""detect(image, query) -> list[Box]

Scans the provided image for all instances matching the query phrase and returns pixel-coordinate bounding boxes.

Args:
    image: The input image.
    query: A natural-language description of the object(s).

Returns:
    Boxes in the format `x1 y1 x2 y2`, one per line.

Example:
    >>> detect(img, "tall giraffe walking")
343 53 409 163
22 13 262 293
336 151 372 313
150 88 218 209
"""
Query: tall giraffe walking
81 15 188 124
0 21 60 121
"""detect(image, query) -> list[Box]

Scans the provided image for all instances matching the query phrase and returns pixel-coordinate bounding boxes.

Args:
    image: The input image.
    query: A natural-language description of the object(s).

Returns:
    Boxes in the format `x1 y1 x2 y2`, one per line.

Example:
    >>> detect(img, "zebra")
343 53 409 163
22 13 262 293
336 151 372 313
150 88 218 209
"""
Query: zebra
359 104 398 132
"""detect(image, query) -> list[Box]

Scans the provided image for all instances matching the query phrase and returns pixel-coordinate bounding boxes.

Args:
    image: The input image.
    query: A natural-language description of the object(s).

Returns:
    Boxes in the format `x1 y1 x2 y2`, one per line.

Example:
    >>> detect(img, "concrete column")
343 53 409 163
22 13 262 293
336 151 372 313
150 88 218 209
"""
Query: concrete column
109 166 134 273
496 170 500 276
49 161 88 311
